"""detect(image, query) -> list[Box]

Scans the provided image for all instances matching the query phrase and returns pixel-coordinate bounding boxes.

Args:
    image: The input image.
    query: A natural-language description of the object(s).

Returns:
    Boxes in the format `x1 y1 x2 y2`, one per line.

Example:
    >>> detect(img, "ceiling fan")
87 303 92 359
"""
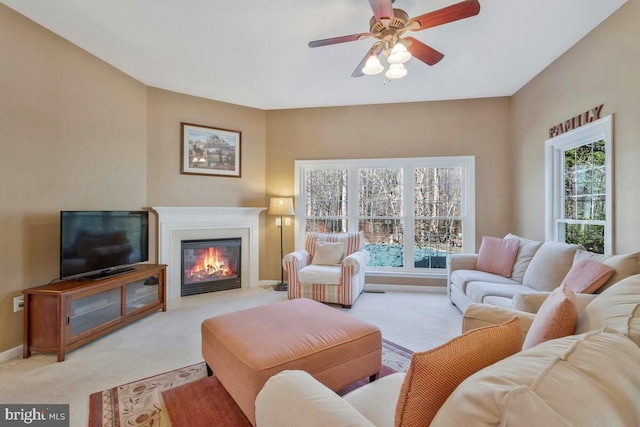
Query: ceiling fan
308 0 481 79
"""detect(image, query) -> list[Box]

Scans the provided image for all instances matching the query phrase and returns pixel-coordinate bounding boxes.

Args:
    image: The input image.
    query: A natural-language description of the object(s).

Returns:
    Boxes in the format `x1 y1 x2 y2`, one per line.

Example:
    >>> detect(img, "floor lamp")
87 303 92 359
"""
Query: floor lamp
268 197 295 291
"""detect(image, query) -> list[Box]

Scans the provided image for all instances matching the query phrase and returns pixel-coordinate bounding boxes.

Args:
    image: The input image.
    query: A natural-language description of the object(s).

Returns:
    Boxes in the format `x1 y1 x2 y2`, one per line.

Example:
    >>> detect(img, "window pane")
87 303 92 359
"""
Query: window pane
593 195 606 221
562 223 605 254
359 168 403 217
305 169 348 218
414 219 462 269
593 140 606 166
305 219 347 233
360 219 404 267
415 168 461 217
592 167 605 194
575 144 592 169
562 140 606 223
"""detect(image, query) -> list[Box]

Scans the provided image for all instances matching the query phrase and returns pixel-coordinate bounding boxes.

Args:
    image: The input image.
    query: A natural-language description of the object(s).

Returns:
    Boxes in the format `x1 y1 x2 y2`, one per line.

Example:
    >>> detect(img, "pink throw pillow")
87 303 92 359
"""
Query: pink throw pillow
475 236 520 277
522 284 577 350
561 259 615 294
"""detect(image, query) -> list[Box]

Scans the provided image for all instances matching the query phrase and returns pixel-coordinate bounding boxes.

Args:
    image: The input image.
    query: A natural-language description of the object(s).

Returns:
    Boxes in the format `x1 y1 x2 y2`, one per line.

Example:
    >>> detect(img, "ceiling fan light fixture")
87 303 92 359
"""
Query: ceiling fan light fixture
386 63 407 79
387 42 411 64
362 54 384 75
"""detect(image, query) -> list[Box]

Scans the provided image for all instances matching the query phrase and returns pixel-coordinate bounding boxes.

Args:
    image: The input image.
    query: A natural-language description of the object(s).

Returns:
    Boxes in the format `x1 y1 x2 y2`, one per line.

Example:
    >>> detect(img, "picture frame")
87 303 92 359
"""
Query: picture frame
180 122 241 177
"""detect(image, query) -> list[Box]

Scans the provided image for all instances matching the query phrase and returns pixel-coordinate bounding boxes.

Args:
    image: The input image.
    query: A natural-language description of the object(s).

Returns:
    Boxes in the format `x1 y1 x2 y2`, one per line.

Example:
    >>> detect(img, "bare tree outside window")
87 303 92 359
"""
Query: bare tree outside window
305 169 348 233
414 167 463 268
297 157 475 272
359 168 404 267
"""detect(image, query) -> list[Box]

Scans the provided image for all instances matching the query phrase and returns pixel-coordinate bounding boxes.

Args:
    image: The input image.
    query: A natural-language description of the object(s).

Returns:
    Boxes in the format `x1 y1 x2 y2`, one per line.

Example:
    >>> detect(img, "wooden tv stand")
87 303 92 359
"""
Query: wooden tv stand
23 264 166 362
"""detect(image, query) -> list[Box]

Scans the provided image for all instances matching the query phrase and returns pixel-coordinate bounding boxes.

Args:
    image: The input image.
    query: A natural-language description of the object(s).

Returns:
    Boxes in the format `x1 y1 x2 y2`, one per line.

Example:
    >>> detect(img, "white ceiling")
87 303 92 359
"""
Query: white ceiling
2 0 626 110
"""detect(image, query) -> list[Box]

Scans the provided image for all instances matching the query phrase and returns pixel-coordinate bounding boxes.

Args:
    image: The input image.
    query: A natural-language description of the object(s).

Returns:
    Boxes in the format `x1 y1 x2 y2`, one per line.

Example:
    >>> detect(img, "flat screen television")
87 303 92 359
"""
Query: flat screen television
60 210 149 280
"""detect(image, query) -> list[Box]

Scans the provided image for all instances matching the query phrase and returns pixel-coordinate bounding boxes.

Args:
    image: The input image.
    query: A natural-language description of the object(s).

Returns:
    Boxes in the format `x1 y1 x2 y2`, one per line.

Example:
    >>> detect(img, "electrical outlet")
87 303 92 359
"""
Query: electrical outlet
13 296 24 312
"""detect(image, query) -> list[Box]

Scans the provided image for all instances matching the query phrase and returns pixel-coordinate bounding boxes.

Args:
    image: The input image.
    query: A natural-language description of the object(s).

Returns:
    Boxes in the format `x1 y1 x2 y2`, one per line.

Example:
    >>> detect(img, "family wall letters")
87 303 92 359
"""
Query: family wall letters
549 104 604 138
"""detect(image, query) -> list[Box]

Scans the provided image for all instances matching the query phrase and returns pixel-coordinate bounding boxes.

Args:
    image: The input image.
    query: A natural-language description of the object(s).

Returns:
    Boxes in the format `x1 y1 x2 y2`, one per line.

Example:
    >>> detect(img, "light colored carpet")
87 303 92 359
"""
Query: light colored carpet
0 287 461 427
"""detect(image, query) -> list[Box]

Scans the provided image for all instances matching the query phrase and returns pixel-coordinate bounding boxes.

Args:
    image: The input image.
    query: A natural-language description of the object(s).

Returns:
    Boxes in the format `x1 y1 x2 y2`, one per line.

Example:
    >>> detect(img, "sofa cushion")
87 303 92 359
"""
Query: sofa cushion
394 317 521 427
522 284 577 350
572 249 640 293
475 236 520 277
504 233 543 282
561 259 614 294
575 273 640 345
465 282 534 305
450 270 520 295
343 372 406 427
481 295 514 308
298 265 341 285
431 330 640 427
522 242 584 291
311 242 344 266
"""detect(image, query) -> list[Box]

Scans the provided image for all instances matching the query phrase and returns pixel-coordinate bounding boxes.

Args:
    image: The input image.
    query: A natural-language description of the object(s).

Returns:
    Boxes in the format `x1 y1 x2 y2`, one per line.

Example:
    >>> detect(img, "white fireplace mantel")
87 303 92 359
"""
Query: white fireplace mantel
152 207 266 308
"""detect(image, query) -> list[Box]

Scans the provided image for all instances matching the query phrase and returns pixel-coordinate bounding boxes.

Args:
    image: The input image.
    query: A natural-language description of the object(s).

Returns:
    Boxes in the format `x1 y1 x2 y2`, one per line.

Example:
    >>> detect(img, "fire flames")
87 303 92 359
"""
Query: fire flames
186 247 236 283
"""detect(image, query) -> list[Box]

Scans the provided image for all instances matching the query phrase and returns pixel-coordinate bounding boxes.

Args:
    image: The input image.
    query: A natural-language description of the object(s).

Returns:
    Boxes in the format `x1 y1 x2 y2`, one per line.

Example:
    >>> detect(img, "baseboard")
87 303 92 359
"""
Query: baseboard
364 284 446 293
0 345 22 364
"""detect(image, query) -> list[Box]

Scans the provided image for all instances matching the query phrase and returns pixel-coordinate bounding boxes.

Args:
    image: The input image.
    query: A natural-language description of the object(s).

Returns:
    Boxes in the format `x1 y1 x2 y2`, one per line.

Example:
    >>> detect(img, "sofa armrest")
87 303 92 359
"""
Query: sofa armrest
513 292 597 314
282 250 311 272
512 292 550 313
463 303 535 343
447 254 479 299
255 370 375 427
342 249 370 275
447 254 479 273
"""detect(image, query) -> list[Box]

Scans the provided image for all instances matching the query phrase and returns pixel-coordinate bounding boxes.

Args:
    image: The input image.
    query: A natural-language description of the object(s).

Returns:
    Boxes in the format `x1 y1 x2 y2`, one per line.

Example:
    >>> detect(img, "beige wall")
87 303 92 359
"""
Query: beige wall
511 0 640 252
0 5 271 356
0 6 148 353
265 98 513 282
145 88 268 268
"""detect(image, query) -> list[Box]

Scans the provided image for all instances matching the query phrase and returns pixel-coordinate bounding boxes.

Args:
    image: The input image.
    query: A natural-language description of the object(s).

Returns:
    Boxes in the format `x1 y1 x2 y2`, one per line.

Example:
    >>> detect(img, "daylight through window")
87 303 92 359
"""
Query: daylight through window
296 157 475 273
545 115 612 254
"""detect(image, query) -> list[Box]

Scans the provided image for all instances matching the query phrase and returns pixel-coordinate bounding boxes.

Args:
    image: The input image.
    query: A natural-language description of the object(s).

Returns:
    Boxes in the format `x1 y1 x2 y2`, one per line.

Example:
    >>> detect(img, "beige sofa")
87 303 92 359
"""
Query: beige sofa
255 274 640 427
448 234 640 313
448 234 585 312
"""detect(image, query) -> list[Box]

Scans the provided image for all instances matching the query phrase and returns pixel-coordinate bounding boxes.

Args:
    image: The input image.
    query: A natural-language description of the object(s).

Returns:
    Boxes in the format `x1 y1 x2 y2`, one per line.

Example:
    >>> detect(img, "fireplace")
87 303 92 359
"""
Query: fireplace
152 206 266 309
181 238 241 296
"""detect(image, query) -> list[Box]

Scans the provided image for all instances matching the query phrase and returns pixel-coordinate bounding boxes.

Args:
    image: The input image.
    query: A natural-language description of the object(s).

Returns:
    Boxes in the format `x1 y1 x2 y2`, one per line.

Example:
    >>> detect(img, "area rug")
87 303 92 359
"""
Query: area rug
89 339 413 427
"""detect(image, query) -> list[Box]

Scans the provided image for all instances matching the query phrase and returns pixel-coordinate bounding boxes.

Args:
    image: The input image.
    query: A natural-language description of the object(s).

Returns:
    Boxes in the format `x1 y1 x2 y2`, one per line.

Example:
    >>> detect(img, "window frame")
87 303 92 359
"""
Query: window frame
294 156 476 278
544 115 613 254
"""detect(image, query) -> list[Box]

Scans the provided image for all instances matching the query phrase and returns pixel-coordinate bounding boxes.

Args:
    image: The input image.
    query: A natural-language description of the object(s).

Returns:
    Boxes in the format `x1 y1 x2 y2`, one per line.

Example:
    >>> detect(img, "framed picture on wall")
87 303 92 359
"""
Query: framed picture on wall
180 122 241 177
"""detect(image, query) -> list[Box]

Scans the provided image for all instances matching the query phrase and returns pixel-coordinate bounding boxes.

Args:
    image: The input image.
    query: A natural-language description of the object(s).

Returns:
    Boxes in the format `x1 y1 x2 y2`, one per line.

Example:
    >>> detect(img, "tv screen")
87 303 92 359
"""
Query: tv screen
60 210 149 280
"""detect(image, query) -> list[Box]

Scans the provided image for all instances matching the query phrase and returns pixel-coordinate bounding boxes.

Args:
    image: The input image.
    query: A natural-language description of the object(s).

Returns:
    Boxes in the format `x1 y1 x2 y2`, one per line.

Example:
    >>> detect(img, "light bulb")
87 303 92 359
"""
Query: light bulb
385 63 407 79
362 54 384 75
387 42 411 64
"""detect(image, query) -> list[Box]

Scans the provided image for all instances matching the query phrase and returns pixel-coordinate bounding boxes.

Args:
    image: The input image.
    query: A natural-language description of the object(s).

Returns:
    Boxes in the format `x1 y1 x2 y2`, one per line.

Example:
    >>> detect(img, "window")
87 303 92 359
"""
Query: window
545 115 612 254
295 157 475 275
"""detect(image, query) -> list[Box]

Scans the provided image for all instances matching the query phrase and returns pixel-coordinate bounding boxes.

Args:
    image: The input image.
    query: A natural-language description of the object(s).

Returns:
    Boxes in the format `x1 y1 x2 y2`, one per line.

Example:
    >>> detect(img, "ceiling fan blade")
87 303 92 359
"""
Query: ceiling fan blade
352 44 384 77
308 33 371 48
368 0 395 23
404 37 444 66
407 0 480 31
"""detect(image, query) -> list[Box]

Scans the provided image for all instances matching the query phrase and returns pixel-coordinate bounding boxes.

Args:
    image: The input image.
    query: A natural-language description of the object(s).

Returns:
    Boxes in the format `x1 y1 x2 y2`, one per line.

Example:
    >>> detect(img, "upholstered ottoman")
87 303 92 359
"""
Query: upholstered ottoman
201 298 382 426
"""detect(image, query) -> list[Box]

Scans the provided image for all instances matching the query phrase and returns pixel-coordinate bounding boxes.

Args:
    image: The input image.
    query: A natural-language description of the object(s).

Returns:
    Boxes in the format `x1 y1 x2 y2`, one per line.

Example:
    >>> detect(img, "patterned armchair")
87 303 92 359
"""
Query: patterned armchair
283 232 370 308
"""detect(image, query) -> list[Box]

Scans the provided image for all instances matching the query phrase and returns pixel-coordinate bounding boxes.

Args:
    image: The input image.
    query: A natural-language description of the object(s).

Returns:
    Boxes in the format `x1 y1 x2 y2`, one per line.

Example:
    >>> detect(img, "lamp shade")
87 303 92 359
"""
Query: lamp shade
387 42 411 64
362 54 384 75
385 63 407 79
268 197 295 216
